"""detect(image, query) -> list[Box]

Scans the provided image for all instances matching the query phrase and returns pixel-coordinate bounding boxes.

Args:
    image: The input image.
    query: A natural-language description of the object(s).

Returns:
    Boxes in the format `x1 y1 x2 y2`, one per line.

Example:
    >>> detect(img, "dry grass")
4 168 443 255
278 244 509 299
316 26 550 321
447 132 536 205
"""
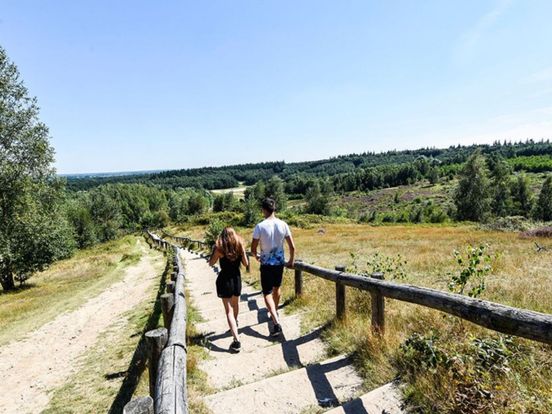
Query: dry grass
172 222 552 413
0 236 143 347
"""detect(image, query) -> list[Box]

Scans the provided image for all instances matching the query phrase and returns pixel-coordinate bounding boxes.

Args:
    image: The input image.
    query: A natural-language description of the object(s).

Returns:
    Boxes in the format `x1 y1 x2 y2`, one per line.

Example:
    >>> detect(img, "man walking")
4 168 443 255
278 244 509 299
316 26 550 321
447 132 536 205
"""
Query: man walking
251 197 295 336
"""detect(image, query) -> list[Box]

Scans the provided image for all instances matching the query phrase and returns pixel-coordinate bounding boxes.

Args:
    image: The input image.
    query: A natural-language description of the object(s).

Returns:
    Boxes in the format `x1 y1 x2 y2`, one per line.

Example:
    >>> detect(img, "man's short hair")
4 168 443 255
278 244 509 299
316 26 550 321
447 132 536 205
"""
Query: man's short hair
261 197 276 213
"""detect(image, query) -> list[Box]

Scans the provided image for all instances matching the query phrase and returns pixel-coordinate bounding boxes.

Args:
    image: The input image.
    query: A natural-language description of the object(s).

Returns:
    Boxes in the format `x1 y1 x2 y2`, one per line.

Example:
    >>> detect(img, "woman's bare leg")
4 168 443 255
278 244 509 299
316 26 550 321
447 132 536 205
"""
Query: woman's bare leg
231 295 239 321
223 298 239 341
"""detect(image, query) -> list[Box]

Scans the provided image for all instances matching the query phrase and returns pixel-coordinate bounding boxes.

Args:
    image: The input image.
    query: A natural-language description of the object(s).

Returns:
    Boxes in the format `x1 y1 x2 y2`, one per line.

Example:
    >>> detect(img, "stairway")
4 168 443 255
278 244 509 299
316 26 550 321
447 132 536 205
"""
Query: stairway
182 249 404 414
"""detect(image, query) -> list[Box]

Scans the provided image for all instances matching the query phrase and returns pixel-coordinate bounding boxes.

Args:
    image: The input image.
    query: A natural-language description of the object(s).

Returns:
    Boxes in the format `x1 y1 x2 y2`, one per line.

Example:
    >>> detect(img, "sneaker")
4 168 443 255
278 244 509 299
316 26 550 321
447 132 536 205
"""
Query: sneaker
270 323 282 337
230 340 241 353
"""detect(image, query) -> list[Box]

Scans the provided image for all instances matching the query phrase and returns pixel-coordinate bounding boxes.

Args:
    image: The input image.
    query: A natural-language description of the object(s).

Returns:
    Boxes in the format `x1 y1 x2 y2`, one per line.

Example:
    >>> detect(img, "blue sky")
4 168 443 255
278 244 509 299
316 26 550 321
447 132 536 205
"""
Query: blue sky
1 0 552 174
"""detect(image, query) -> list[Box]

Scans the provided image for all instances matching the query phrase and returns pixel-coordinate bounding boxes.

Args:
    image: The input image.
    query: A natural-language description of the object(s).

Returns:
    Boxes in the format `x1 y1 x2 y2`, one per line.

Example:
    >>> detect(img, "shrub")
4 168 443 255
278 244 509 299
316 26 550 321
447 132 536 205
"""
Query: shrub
448 244 492 298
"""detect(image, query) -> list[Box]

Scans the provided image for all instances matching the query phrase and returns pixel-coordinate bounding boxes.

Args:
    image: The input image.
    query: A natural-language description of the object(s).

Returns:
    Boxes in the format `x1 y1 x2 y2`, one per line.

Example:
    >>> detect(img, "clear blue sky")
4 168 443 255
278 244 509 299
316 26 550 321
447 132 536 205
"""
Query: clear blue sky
2 0 552 174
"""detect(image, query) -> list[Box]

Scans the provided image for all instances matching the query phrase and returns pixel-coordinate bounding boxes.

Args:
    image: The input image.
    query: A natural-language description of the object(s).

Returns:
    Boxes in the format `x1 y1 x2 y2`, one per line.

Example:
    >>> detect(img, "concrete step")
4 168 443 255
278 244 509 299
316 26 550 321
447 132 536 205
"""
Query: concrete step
204 355 363 414
202 327 327 390
202 313 305 358
325 382 404 414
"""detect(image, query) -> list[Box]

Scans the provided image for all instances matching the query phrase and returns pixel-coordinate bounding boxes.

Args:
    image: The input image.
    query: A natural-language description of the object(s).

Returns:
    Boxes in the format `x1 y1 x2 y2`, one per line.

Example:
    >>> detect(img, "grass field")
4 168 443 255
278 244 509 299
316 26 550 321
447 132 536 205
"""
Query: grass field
172 222 552 413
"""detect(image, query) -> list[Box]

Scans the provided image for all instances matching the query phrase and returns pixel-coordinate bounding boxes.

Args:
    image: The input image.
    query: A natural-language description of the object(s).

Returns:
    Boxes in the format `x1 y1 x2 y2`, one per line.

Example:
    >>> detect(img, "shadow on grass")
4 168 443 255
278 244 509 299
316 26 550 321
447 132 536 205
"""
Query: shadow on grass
0 283 37 296
107 255 169 414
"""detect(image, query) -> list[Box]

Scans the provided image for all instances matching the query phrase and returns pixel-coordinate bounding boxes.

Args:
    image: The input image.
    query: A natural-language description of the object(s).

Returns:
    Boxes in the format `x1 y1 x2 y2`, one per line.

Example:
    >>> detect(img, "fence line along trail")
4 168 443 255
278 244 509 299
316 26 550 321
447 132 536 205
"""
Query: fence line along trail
182 249 403 414
0 240 163 414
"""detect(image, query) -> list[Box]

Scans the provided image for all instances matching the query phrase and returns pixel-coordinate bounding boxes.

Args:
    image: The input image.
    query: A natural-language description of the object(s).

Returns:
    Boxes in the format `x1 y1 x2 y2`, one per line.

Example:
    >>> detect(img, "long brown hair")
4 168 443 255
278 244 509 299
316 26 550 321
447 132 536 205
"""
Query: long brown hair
215 227 243 261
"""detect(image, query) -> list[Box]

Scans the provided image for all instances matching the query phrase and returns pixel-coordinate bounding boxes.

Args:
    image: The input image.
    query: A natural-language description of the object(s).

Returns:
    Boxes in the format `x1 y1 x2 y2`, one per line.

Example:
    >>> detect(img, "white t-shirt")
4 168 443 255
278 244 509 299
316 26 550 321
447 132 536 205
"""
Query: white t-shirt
252 218 291 266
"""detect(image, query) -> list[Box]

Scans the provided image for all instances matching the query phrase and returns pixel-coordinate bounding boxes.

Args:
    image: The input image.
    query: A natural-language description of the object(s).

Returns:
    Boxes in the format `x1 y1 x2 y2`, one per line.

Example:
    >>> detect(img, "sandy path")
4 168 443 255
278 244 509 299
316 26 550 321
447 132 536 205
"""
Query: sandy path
0 242 161 414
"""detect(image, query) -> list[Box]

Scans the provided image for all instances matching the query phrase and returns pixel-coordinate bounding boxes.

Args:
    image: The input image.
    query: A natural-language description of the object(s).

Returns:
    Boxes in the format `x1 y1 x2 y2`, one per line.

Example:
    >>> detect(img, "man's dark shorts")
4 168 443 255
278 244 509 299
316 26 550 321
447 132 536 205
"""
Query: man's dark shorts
260 265 284 295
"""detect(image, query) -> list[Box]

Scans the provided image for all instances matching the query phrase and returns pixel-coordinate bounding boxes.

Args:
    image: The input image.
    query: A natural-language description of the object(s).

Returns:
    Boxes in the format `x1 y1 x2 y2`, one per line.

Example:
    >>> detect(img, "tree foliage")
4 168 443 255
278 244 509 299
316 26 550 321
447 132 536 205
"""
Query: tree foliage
0 46 75 290
454 151 492 221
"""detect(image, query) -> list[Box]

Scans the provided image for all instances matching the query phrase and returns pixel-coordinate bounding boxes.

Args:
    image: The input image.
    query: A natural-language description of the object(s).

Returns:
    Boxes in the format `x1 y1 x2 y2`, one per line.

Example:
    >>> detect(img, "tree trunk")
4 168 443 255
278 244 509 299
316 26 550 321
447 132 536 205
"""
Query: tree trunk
1 272 16 291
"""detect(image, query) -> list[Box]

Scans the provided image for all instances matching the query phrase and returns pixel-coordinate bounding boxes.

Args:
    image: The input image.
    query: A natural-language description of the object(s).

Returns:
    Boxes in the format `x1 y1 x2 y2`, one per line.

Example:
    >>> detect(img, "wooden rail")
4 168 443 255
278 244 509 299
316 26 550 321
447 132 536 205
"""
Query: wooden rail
294 261 552 345
161 231 209 251
124 232 188 414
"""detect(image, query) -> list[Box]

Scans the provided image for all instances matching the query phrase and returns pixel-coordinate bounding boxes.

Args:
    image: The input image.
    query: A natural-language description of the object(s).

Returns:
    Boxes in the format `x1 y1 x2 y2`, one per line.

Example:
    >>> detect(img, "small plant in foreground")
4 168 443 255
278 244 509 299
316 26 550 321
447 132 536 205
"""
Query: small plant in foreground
448 244 492 298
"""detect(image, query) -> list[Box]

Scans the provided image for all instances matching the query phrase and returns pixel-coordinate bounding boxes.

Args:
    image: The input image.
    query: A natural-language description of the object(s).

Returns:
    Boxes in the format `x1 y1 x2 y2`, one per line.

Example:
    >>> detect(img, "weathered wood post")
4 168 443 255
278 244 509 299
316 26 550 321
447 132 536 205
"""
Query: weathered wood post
160 293 175 330
370 272 385 335
145 328 168 399
294 263 303 297
335 265 346 321
167 281 175 294
123 396 154 414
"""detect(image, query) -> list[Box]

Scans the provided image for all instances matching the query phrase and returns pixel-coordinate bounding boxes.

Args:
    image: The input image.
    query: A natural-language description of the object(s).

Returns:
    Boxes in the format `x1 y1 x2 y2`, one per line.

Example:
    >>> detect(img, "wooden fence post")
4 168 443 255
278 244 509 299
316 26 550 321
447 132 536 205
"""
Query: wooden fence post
160 293 175 330
145 328 168 399
123 396 154 414
370 272 385 335
294 265 303 297
335 265 346 321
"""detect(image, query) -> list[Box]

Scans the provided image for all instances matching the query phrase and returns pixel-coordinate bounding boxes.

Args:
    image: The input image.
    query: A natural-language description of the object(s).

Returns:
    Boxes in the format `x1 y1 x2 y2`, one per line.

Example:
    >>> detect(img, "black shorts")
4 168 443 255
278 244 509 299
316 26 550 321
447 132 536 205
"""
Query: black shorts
216 273 242 298
260 265 284 295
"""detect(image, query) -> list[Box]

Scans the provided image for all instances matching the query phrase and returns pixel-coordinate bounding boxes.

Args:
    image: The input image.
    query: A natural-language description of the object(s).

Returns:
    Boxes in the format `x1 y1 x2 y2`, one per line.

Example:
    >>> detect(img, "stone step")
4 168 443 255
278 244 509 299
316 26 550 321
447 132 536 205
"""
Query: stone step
325 382 404 414
204 355 363 414
202 313 305 358
202 327 327 390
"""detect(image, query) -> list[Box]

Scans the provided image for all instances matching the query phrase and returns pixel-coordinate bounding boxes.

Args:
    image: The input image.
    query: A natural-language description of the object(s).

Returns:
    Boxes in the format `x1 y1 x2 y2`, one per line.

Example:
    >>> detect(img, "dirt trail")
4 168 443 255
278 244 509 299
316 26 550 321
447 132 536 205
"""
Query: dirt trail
0 241 160 414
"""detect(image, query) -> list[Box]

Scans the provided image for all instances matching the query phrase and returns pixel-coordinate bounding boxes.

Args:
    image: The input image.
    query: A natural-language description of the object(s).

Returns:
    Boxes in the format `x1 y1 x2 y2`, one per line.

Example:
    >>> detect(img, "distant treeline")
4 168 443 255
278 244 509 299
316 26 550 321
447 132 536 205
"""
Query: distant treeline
66 141 552 192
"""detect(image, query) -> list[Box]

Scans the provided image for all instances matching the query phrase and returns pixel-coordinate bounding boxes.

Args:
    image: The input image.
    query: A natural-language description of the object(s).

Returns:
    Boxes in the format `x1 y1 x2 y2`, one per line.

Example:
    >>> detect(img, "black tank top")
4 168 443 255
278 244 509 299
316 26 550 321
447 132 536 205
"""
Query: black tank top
219 254 241 278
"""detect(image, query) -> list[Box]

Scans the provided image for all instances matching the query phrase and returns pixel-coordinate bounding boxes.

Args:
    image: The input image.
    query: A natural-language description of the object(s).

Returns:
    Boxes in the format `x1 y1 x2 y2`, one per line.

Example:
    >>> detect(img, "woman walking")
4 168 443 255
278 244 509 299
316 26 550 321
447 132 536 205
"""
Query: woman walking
208 227 249 353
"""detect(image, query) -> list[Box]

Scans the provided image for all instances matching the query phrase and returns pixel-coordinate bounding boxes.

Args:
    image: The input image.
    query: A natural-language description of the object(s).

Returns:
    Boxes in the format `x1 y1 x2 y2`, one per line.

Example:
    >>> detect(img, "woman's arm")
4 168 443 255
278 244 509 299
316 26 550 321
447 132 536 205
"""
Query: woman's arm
208 246 222 266
241 244 250 268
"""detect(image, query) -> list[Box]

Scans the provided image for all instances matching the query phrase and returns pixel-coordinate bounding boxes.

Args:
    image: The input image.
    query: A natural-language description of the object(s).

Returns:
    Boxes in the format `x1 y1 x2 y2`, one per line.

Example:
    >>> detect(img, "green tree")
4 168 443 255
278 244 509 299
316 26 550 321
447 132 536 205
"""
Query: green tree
454 151 491 221
264 176 287 211
428 167 440 185
66 196 97 248
489 155 513 217
242 194 260 225
533 176 552 221
0 47 75 290
305 181 331 215
510 174 533 217
187 192 208 215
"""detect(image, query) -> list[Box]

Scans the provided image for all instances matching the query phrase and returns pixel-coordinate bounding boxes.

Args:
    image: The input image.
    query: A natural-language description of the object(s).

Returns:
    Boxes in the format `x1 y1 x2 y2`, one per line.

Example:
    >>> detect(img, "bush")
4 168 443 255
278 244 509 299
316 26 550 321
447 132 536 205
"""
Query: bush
448 244 492 298
482 216 531 232
520 226 552 238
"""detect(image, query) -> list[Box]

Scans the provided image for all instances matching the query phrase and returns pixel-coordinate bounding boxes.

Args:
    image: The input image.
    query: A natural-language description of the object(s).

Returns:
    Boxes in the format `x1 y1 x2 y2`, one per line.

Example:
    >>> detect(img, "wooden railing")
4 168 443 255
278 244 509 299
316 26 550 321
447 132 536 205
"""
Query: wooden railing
294 261 552 345
161 231 209 251
124 232 188 414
